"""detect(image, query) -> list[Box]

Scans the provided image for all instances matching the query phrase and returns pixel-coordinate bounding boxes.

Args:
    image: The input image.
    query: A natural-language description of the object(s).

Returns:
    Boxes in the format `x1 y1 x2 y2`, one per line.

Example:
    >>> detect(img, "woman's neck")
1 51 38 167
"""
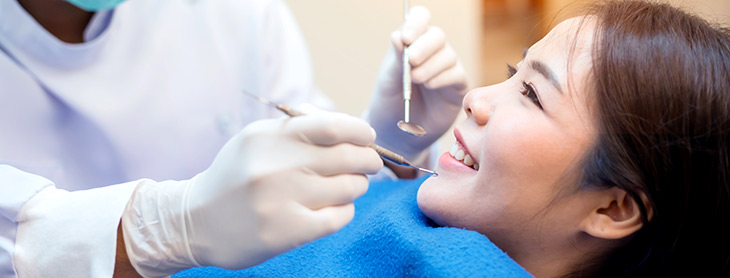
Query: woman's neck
511 234 611 277
521 253 578 278
17 0 94 43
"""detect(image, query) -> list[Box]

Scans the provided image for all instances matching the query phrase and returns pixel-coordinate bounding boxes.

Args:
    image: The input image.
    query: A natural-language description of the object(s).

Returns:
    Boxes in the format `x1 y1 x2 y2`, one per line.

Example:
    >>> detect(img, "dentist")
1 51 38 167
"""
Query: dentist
0 0 467 277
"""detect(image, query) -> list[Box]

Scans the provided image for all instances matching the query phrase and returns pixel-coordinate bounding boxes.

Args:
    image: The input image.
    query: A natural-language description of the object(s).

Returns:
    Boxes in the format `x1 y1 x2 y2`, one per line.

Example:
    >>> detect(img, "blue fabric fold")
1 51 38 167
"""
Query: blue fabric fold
174 176 532 277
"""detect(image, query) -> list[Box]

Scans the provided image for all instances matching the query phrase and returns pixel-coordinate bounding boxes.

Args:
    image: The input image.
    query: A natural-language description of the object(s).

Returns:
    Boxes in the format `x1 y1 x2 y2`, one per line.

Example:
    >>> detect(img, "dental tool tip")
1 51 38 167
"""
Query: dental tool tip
406 162 437 176
418 167 438 176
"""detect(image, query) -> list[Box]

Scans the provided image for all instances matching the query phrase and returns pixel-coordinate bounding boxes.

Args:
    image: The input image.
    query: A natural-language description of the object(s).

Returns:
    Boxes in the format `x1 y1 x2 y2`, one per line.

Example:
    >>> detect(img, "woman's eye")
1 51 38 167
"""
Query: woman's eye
521 82 543 109
508 64 543 110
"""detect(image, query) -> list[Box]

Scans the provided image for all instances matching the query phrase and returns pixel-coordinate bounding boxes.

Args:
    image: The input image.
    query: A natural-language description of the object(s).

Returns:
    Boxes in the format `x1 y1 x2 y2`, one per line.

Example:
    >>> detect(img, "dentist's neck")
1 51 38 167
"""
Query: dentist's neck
18 0 93 43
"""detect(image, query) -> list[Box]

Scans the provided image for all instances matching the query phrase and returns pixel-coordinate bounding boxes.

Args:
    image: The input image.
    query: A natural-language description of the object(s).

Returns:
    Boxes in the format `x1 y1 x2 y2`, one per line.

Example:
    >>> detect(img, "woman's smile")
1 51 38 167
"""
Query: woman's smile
438 128 479 173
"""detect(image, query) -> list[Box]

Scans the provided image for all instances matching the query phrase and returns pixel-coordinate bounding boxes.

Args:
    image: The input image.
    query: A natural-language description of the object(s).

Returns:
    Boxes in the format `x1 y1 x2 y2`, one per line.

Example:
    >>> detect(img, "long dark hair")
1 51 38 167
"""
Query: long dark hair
577 0 730 276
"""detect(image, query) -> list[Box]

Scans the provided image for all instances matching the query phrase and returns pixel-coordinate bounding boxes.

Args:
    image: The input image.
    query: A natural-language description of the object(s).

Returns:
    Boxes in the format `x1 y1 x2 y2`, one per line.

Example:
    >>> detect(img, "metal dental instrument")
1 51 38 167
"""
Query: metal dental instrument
397 0 427 137
368 144 437 176
242 91 437 176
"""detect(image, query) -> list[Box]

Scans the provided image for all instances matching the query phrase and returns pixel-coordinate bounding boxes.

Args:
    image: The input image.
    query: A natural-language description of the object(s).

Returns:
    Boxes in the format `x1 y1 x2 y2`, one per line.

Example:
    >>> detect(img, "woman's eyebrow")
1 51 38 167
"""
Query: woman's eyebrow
529 60 564 94
523 48 563 94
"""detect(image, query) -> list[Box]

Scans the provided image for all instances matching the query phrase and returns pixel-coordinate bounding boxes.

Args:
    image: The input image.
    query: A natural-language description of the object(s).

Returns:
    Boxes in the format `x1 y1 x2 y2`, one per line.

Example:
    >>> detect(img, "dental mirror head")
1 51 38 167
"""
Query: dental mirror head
397 120 426 136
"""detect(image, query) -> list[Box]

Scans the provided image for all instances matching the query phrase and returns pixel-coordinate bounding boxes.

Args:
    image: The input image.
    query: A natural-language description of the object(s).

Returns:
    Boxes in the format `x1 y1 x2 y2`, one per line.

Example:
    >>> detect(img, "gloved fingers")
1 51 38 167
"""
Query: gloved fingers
309 203 356 236
423 61 468 92
304 144 383 176
296 174 369 210
411 43 458 84
285 113 376 147
390 30 405 52
406 26 446 67
401 6 432 46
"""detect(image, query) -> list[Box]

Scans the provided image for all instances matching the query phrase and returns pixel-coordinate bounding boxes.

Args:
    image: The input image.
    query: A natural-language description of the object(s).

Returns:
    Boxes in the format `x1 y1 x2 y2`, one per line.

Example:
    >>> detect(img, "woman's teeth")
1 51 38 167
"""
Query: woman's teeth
449 141 479 170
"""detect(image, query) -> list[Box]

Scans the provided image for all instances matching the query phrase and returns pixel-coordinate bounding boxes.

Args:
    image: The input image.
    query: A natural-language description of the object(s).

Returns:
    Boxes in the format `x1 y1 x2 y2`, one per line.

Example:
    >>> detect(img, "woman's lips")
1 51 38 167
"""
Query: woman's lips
449 128 478 170
438 152 478 173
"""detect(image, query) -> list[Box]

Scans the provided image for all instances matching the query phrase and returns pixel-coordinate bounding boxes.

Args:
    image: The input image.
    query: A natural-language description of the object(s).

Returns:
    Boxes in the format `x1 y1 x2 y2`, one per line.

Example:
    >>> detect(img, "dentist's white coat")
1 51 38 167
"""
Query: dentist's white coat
0 0 332 276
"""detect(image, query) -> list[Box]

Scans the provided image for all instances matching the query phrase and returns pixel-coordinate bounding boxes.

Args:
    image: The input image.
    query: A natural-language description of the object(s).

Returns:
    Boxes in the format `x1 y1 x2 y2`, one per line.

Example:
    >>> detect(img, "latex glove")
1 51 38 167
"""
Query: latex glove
121 112 383 277
365 6 468 163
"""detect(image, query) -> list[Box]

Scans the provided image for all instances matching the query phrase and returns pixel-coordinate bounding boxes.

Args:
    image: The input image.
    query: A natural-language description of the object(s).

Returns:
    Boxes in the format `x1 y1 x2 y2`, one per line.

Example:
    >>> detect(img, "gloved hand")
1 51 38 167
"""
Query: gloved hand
365 6 468 164
121 112 383 277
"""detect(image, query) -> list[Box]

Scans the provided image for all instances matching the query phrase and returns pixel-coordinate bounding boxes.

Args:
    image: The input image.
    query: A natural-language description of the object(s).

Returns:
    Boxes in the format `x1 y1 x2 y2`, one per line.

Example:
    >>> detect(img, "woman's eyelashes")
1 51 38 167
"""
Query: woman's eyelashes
507 64 517 78
521 82 543 109
506 64 544 109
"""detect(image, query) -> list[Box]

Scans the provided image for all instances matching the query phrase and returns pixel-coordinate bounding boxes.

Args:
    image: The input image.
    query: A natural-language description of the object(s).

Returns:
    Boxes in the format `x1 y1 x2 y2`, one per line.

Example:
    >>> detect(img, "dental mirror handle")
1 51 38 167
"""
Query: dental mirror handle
402 0 412 123
403 53 411 123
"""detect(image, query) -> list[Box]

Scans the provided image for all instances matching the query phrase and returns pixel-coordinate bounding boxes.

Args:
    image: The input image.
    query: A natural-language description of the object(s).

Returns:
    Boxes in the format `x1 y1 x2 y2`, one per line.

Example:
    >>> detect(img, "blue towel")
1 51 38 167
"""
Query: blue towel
174 176 532 277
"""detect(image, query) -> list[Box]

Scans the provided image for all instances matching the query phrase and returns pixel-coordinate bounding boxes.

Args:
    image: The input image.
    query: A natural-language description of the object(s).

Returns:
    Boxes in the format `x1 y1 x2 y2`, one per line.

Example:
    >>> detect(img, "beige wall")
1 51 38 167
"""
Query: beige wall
543 0 730 27
665 0 730 25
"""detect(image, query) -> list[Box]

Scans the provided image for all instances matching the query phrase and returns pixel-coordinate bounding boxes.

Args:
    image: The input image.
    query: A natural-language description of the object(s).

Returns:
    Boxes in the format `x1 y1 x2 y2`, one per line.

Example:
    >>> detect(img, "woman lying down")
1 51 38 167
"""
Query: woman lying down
177 1 730 276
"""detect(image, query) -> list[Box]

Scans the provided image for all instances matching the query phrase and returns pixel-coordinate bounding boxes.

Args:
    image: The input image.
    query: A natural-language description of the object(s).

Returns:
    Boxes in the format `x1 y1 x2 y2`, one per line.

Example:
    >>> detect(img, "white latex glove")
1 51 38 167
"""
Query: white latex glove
365 6 468 162
121 112 383 277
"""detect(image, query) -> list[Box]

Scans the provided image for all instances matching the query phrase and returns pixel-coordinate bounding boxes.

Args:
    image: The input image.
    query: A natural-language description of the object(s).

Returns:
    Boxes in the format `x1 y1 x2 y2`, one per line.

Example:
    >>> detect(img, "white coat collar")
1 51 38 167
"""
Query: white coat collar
0 1 116 69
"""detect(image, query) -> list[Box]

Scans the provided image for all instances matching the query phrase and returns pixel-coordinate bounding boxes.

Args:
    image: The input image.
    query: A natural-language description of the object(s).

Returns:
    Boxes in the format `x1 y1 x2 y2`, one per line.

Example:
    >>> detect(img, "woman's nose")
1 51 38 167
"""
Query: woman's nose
462 87 493 125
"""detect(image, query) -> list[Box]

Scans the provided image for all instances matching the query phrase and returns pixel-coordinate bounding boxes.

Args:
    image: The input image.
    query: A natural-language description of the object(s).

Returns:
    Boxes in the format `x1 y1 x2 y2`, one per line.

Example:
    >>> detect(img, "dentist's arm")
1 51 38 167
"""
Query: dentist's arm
6 112 380 278
120 112 382 276
115 224 141 277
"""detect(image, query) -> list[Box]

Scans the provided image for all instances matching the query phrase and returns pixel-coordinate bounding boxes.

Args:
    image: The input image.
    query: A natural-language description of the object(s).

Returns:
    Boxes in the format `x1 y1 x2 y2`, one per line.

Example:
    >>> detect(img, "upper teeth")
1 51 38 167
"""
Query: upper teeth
449 141 479 170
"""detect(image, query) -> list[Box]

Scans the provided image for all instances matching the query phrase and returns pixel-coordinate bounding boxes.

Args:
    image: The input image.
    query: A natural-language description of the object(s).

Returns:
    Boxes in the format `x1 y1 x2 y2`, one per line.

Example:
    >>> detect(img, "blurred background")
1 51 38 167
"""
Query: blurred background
285 0 730 154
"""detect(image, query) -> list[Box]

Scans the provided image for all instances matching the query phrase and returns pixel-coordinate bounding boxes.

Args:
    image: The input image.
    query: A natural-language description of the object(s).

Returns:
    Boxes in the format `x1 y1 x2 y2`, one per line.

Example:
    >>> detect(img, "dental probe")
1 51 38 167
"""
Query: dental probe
242 91 438 176
368 144 437 176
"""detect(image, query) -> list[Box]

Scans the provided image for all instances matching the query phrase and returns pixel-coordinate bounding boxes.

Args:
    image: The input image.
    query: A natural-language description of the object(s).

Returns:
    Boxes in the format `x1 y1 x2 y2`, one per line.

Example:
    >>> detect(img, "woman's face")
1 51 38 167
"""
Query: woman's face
418 17 598 261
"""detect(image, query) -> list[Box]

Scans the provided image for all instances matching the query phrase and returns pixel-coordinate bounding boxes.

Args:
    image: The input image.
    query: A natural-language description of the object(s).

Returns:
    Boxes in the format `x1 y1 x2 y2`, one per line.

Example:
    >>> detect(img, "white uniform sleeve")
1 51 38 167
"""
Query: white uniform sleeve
0 165 138 277
0 165 51 277
259 0 335 111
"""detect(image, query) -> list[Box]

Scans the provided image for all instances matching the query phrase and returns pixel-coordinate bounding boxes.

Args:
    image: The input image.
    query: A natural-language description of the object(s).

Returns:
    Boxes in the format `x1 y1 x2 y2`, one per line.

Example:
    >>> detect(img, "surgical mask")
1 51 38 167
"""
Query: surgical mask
66 0 127 11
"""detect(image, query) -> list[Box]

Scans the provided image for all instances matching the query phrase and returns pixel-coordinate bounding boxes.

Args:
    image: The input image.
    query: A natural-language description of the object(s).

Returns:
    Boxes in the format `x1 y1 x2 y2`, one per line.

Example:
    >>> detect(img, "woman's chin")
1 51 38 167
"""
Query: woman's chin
417 178 453 227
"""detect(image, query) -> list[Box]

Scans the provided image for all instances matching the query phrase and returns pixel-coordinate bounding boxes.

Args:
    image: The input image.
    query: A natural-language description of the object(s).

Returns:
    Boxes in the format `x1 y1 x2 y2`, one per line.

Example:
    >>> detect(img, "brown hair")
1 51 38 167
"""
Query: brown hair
576 0 730 276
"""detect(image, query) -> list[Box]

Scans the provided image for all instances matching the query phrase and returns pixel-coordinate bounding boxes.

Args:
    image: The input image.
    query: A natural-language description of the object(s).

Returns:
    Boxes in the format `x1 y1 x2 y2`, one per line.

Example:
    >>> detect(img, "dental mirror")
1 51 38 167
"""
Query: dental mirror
398 0 427 137
397 120 426 137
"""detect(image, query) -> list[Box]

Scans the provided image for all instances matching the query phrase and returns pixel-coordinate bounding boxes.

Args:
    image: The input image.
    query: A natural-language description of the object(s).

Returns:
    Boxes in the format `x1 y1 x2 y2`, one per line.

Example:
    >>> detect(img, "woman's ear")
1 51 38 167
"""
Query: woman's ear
579 187 652 240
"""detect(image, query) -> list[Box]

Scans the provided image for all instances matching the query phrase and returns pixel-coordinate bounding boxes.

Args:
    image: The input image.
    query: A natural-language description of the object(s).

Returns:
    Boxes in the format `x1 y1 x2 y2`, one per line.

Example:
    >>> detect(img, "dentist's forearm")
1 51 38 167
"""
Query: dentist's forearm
114 220 141 278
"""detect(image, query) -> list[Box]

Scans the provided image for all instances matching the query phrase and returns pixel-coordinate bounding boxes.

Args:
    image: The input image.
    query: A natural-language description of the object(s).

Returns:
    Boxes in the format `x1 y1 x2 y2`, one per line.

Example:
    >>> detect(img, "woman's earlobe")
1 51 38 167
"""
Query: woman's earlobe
580 188 651 240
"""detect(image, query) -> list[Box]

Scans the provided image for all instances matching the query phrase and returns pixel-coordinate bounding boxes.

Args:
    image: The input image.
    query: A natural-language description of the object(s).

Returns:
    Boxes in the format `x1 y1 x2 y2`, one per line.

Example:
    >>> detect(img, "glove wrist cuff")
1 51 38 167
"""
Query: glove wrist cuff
121 179 199 277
